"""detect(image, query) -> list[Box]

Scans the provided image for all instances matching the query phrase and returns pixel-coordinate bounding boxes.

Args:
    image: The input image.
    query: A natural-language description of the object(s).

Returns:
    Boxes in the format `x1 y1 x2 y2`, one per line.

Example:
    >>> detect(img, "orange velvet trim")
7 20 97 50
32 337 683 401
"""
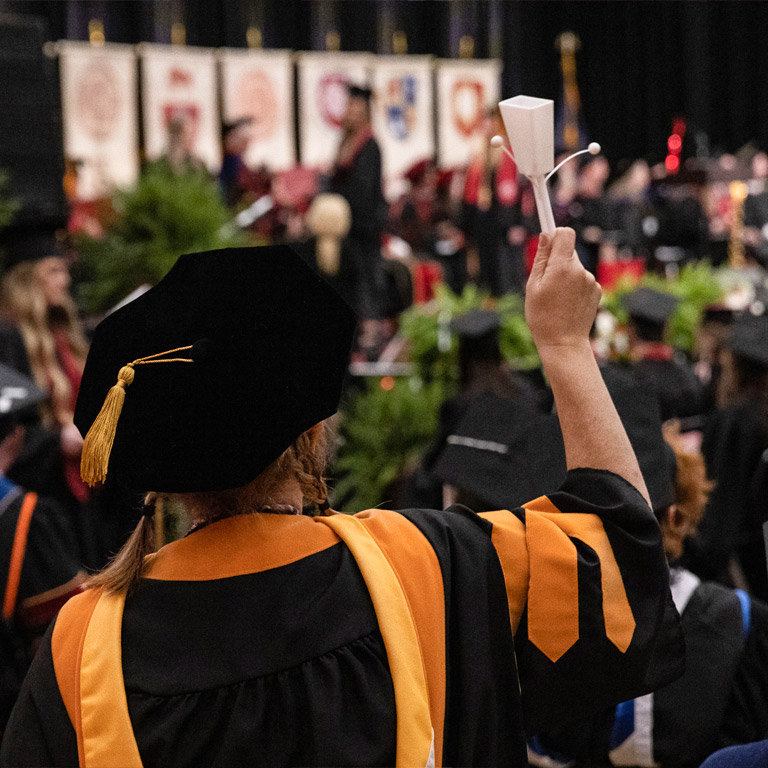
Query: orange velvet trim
355 509 447 766
145 513 340 581
478 511 529 634
3 493 38 620
51 589 101 766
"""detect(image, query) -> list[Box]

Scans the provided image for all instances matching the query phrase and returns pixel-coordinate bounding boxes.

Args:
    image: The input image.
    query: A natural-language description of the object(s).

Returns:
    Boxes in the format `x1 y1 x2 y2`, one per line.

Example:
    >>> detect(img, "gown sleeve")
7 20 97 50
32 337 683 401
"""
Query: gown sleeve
480 467 684 733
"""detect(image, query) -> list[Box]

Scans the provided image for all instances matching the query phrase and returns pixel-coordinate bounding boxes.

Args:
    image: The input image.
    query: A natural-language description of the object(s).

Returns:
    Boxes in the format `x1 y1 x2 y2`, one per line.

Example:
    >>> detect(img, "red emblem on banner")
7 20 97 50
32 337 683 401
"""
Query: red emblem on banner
317 73 349 128
451 79 484 137
235 69 278 141
75 60 121 141
162 103 200 151
169 68 193 88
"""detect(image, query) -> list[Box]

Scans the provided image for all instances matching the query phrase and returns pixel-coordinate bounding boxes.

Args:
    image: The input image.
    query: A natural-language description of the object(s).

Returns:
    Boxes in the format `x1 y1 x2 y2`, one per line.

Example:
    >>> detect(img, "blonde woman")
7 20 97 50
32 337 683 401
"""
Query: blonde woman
0 228 88 503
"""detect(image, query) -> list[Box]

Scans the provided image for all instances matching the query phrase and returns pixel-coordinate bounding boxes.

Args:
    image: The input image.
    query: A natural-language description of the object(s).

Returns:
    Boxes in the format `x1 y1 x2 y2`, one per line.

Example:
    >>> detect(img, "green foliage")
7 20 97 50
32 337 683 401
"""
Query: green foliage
75 162 247 313
601 261 725 352
333 377 446 512
0 170 20 231
399 284 539 386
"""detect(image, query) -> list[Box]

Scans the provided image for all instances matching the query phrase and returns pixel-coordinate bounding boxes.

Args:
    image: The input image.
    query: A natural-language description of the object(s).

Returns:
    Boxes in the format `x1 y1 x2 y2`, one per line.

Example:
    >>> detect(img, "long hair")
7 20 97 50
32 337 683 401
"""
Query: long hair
717 349 768 423
0 261 88 424
86 420 336 594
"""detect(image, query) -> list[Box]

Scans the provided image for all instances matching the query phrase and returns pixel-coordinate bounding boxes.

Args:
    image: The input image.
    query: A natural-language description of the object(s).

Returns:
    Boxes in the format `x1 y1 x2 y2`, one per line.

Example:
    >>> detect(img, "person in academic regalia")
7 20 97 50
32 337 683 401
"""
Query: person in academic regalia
623 287 705 421
0 226 140 571
0 364 85 733
329 85 388 331
742 151 768 268
400 308 546 510
686 314 768 601
1 229 683 768
529 422 768 768
462 108 527 296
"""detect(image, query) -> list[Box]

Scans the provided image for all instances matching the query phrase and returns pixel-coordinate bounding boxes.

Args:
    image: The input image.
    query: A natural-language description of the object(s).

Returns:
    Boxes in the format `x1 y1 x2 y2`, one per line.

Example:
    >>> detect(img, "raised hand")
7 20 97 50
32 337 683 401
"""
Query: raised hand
525 228 602 354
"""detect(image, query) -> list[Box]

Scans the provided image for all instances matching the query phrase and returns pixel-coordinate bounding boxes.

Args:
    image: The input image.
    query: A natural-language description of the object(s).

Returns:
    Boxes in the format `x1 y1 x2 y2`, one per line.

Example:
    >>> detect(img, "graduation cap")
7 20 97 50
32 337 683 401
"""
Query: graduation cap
0 223 66 272
433 364 676 512
729 314 768 367
623 287 679 325
74 245 356 493
450 309 502 362
432 391 566 510
221 116 253 139
347 84 373 101
0 363 46 441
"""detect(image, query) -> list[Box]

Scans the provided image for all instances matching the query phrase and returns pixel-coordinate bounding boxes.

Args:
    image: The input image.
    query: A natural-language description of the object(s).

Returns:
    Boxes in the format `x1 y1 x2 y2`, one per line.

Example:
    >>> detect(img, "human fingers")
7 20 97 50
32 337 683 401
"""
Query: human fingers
529 232 553 282
547 227 578 266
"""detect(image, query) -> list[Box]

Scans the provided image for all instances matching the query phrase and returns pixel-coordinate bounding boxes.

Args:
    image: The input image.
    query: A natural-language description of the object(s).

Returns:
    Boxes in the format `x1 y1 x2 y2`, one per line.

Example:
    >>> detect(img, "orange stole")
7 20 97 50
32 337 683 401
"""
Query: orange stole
481 499 635 663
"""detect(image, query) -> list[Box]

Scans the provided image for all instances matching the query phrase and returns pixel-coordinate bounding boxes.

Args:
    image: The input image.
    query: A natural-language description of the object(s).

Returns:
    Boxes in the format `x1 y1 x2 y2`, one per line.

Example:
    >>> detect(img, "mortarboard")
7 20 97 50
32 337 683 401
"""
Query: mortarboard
450 309 502 364
623 287 679 326
74 245 356 493
434 364 676 512
0 223 65 272
0 363 46 441
221 116 253 139
347 84 373 101
729 314 768 367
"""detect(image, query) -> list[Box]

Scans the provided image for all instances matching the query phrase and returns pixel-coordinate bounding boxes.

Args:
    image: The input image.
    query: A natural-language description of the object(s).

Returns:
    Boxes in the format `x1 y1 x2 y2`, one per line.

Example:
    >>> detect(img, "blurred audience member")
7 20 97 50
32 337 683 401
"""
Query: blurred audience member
0 364 85 733
329 84 388 357
162 114 205 176
743 150 768 267
566 155 611 274
219 117 271 212
688 314 768 600
607 159 656 260
623 287 704 420
462 108 526 296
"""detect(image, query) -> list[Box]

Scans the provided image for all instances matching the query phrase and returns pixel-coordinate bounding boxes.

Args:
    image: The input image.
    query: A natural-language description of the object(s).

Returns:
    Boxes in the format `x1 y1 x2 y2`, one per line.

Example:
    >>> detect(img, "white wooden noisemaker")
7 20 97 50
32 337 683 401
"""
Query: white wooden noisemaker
492 94 600 235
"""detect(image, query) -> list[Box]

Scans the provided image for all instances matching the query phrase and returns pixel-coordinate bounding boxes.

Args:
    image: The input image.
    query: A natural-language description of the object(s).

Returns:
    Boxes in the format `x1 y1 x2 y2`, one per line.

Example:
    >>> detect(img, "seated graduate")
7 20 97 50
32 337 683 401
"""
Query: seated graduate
0 364 85 731
2 230 682 768
528 424 768 768
623 287 705 421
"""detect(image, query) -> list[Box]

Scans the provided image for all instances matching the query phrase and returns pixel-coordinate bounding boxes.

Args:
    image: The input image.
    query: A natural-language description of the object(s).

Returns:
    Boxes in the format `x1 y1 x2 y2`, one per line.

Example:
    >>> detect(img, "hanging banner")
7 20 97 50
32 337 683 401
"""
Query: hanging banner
436 59 502 168
218 48 295 171
139 44 221 172
371 55 434 199
58 41 139 200
296 52 372 169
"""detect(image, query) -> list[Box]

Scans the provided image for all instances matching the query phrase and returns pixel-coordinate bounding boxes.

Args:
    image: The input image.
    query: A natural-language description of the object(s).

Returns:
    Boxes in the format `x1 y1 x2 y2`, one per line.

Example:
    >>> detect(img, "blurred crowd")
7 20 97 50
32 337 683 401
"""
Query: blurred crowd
0 82 767 766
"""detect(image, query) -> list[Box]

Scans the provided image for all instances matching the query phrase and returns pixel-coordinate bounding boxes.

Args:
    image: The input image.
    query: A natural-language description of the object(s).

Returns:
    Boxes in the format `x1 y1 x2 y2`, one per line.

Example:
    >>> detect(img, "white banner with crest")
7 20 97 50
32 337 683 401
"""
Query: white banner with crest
370 55 434 199
436 59 502 168
218 48 295 171
139 44 221 172
296 52 372 169
58 41 139 200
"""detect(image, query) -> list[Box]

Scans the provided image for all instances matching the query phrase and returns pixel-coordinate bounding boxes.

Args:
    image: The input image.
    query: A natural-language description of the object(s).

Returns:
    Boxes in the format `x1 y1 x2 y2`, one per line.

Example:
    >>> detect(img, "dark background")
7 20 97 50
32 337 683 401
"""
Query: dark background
1 0 768 165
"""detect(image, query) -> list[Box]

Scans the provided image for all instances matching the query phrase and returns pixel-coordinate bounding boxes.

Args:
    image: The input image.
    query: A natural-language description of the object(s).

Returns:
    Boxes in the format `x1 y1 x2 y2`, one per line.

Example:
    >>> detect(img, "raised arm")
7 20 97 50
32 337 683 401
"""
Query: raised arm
525 227 650 507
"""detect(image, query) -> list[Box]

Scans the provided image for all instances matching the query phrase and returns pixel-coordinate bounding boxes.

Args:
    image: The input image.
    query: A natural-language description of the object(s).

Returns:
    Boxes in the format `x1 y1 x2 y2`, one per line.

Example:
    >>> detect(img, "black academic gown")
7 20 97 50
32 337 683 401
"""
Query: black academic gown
328 137 387 319
686 398 768 599
629 350 705 422
1 470 683 768
0 476 84 731
530 569 768 768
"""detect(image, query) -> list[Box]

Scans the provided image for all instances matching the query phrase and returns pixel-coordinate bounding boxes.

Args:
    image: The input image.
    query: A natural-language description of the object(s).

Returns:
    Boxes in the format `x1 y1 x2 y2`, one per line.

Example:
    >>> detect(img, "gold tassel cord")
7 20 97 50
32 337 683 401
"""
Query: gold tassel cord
80 346 194 486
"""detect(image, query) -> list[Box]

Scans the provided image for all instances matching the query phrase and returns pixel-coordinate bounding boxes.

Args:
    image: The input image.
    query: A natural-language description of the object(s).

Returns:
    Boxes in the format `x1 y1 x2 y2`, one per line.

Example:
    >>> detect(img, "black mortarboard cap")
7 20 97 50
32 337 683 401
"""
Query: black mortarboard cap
450 309 502 362
433 364 676 512
729 314 768 367
347 84 373 101
221 116 253 139
0 223 65 272
432 392 566 510
623 287 679 325
74 245 356 493
0 363 46 440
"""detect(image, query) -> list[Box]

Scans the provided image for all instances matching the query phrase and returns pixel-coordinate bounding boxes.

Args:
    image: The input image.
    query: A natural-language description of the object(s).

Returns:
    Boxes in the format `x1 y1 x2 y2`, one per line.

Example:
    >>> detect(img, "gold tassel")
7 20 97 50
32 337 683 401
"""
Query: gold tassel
80 365 135 486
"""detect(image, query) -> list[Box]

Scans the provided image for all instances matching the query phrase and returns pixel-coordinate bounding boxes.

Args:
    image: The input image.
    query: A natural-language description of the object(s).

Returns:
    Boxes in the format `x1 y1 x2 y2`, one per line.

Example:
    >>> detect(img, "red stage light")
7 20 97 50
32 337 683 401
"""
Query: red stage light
667 134 682 153
380 376 395 391
665 155 680 172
